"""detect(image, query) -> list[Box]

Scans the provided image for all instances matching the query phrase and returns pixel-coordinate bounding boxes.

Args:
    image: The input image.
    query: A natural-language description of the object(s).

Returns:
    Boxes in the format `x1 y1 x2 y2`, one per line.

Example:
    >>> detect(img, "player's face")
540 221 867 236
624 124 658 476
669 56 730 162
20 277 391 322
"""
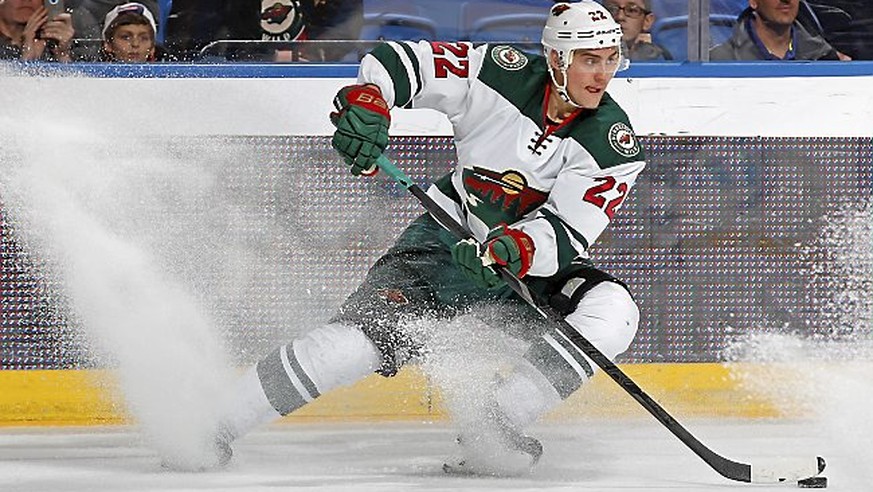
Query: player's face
105 24 155 62
750 0 799 27
563 48 621 109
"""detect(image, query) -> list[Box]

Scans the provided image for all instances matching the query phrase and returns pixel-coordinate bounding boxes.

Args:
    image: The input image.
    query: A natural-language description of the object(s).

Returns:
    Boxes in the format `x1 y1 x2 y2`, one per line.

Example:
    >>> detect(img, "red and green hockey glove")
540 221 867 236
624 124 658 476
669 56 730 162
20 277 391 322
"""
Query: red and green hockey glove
451 225 536 289
329 84 390 176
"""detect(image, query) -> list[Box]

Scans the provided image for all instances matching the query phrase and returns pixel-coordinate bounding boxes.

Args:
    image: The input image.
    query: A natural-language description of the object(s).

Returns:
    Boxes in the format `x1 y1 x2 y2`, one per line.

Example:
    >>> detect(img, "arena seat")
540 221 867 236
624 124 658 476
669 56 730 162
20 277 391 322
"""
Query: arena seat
362 0 440 41
361 13 439 41
650 14 736 60
459 0 551 42
649 0 745 19
709 0 748 16
465 12 547 43
156 0 172 45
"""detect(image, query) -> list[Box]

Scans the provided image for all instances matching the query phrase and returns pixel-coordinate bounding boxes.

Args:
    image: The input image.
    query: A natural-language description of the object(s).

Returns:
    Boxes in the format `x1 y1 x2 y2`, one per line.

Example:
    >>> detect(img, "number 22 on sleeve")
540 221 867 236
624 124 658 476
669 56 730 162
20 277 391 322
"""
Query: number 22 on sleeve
430 42 469 78
583 176 627 220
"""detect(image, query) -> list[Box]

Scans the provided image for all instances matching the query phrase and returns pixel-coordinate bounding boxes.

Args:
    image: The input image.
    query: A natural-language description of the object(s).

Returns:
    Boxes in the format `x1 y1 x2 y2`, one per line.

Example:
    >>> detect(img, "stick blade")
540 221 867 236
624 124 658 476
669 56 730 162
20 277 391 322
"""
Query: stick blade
750 456 826 483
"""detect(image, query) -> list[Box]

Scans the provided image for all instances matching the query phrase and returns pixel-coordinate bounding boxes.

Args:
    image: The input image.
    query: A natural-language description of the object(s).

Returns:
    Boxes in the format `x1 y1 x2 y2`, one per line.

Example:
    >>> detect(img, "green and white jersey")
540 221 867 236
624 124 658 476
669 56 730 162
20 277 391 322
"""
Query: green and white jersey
359 41 645 279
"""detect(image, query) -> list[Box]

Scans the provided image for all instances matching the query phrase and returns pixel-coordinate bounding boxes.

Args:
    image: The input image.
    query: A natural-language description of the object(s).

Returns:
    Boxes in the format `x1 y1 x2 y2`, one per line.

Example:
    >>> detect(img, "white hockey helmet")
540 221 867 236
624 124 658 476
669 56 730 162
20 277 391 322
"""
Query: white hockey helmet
542 1 628 72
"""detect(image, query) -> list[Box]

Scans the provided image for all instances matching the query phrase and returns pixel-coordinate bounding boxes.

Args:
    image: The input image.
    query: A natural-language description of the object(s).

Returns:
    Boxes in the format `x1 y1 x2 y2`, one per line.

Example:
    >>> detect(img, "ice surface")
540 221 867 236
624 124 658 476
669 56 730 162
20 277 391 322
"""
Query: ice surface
0 419 857 492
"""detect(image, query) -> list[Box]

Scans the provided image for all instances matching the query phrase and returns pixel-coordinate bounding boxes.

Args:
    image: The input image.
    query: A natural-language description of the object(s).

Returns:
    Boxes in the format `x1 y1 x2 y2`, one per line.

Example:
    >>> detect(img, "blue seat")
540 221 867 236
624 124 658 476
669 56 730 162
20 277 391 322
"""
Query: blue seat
709 0 747 16
156 0 172 45
459 0 550 43
648 0 690 19
649 0 745 19
362 0 439 41
361 13 439 41
466 12 547 43
650 14 736 60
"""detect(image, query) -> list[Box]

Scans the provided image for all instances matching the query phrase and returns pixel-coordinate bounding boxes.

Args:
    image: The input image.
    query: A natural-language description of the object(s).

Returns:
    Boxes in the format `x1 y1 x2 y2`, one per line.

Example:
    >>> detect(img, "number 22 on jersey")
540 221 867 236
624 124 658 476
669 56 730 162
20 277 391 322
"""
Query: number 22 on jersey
431 42 469 78
583 176 627 220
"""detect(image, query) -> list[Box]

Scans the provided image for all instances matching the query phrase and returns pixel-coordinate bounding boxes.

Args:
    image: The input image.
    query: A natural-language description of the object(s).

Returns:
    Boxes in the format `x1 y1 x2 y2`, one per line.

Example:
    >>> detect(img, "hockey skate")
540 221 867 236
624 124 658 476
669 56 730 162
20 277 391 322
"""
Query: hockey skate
442 404 543 477
160 426 233 472
212 429 234 468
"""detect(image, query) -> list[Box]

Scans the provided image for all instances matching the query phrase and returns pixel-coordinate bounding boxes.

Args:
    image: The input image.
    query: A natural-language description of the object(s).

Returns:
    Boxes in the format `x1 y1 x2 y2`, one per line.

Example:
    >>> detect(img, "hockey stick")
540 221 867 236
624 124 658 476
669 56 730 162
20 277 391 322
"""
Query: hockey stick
374 154 826 485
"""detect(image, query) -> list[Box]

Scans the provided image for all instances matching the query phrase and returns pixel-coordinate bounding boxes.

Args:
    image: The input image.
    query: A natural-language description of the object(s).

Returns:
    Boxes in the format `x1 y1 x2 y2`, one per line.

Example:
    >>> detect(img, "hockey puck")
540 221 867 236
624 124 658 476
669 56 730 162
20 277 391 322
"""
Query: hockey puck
797 476 828 488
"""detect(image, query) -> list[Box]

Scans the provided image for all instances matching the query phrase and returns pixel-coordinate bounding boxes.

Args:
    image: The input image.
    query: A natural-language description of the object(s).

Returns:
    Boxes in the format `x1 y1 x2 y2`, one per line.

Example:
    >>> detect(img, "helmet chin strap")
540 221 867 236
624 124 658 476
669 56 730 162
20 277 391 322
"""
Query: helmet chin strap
549 69 583 109
547 50 584 109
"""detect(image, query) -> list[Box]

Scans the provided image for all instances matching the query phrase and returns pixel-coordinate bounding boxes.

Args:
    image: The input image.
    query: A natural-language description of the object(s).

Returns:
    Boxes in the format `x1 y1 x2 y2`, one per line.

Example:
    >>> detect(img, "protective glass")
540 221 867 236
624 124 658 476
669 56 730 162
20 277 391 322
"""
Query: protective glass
604 3 650 19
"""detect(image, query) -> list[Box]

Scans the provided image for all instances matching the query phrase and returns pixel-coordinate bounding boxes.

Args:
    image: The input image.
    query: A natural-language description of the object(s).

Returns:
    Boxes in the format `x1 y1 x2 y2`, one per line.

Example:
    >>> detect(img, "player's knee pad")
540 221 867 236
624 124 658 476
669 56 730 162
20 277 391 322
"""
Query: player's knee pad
256 324 380 415
564 281 639 361
524 280 639 400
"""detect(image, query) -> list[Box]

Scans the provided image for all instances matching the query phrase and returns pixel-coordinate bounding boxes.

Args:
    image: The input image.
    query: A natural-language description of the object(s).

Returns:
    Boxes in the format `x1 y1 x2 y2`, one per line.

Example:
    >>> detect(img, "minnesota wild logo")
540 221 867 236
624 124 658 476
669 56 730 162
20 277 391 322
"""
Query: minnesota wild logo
260 0 304 40
462 167 547 226
491 45 528 71
551 3 572 16
608 122 640 158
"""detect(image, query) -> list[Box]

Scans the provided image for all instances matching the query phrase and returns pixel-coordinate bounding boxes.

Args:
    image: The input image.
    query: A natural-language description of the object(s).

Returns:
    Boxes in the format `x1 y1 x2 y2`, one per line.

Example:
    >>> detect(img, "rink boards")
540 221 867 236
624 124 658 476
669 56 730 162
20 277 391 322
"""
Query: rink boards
0 364 787 426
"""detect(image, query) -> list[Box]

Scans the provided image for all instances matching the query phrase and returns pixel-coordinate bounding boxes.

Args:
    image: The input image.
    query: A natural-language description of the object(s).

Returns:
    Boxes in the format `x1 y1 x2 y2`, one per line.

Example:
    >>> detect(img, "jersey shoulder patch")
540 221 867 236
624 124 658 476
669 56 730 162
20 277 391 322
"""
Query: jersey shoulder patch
490 45 530 71
567 95 644 169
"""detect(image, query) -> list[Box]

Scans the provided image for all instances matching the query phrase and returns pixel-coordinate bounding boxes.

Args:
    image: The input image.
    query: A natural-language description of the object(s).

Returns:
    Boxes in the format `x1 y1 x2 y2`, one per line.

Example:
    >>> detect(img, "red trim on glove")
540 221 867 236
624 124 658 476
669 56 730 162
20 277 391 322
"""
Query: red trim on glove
360 164 379 177
347 85 391 120
488 225 536 278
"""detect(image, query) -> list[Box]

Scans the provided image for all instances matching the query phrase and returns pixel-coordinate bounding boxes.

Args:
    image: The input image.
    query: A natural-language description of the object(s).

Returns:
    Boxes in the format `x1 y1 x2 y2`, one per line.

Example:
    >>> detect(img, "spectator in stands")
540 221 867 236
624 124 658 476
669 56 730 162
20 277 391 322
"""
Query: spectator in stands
0 0 75 61
66 0 158 38
299 0 364 61
100 2 159 62
709 0 846 60
66 0 159 60
602 0 672 60
164 0 363 62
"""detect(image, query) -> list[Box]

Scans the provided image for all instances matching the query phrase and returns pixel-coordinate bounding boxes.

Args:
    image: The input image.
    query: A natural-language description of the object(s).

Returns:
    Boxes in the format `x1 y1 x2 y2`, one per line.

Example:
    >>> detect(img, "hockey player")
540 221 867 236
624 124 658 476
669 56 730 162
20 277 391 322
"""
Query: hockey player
212 1 644 476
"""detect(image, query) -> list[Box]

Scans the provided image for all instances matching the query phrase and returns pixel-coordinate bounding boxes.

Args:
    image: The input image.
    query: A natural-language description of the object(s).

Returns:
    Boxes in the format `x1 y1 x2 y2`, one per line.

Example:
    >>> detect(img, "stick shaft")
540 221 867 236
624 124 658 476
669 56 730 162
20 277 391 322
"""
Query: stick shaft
375 155 753 482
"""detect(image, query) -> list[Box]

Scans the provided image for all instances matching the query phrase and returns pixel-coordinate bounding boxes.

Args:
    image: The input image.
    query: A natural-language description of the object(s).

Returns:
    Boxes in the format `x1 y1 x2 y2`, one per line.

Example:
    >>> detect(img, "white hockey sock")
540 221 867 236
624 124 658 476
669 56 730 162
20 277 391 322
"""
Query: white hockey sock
292 323 382 392
220 366 282 440
493 359 563 429
220 324 381 441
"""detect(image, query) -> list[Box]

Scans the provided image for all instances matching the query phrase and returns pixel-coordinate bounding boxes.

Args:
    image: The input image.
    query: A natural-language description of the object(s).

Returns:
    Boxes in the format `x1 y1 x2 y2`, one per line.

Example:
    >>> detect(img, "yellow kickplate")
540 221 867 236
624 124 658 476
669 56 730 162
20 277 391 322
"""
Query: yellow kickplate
0 363 787 427
0 369 124 426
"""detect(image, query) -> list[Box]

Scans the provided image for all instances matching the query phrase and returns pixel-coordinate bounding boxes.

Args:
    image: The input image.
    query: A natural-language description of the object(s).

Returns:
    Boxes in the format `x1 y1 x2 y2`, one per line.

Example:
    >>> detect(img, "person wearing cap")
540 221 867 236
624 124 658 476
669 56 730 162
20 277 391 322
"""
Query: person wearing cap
195 0 645 479
0 0 75 61
101 1 157 62
602 0 672 60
